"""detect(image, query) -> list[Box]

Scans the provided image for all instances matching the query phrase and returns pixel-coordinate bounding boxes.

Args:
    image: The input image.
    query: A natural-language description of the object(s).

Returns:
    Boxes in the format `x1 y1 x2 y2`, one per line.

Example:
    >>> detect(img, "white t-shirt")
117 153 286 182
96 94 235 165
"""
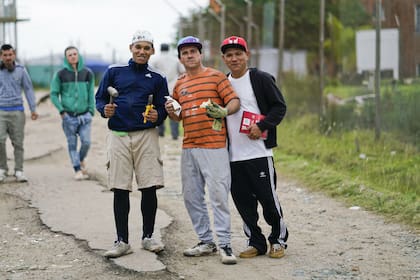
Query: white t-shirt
150 52 184 92
226 70 273 162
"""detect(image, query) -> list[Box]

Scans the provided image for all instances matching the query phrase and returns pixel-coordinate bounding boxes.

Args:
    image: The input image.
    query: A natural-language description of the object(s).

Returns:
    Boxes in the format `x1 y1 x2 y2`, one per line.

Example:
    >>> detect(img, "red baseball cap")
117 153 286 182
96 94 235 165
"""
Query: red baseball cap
220 36 248 53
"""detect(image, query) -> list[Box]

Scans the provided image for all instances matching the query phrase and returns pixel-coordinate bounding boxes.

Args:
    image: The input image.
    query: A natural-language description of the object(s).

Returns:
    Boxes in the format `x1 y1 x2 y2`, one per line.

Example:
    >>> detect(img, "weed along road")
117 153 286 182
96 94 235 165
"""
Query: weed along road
0 98 418 280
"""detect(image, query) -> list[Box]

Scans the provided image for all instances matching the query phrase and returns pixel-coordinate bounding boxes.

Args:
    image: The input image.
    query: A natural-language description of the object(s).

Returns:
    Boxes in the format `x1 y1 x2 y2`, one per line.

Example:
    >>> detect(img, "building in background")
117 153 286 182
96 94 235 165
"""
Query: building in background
360 0 420 78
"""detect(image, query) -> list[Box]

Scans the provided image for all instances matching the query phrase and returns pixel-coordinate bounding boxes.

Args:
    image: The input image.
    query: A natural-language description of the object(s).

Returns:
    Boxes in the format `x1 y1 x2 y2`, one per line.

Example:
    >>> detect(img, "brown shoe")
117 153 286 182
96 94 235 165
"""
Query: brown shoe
239 246 259 258
269 244 285 258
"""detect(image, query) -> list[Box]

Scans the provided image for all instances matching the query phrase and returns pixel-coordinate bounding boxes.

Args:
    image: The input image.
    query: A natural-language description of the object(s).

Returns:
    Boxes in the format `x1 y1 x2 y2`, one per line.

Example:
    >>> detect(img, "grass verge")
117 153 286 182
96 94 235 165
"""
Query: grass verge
274 115 419 231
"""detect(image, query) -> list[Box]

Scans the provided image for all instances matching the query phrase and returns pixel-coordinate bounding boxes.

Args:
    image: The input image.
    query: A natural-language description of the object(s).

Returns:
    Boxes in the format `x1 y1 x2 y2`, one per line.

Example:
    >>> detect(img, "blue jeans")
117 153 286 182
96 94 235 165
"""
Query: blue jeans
62 112 92 172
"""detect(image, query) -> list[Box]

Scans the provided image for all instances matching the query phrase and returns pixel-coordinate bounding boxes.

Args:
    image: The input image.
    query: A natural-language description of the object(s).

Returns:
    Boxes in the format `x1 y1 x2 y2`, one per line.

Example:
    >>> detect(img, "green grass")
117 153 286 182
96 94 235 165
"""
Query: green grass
274 115 420 230
324 84 368 98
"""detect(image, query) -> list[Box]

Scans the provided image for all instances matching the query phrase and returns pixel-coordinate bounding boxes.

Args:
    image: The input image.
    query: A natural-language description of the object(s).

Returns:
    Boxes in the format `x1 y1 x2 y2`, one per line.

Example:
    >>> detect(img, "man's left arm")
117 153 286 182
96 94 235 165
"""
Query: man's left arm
256 73 286 133
225 98 240 115
21 67 38 119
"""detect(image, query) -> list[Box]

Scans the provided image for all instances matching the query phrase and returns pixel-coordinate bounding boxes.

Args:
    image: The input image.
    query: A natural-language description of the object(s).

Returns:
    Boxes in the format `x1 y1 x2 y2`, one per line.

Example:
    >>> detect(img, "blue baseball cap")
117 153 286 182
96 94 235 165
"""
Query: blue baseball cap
177 36 202 56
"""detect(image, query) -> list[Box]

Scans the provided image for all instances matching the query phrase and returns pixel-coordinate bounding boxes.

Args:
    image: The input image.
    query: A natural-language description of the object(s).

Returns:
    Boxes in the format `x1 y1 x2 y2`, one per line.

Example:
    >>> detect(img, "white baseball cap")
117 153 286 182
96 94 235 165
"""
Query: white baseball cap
131 30 154 45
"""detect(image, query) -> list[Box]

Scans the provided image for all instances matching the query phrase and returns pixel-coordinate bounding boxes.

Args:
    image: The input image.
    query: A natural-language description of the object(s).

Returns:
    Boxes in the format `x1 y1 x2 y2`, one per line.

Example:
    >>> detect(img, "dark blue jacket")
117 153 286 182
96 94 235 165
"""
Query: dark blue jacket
95 59 169 132
248 68 287 149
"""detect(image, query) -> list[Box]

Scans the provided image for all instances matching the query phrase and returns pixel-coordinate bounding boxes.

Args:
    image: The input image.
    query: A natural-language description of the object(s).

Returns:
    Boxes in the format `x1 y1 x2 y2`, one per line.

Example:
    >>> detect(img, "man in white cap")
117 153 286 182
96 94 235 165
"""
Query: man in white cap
96 30 169 258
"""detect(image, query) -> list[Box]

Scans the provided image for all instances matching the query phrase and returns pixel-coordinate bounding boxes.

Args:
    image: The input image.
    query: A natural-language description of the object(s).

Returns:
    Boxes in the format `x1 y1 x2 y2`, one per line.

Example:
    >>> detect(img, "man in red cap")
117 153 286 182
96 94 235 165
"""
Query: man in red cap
221 35 289 259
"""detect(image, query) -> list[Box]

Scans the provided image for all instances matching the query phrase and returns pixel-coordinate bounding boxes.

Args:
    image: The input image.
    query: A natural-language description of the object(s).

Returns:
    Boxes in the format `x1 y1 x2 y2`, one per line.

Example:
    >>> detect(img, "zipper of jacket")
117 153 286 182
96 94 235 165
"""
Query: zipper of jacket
74 69 79 110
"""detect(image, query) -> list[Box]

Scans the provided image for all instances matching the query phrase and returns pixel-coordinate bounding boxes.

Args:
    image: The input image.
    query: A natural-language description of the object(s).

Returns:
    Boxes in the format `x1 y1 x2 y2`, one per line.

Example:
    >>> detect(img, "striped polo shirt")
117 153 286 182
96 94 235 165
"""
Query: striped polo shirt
173 67 238 149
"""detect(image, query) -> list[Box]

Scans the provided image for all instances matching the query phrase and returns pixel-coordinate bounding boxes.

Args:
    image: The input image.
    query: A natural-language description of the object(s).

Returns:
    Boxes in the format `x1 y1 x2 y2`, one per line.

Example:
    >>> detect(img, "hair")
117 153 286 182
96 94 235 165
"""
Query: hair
160 43 170 52
1 44 14 54
0 44 16 71
64 46 78 56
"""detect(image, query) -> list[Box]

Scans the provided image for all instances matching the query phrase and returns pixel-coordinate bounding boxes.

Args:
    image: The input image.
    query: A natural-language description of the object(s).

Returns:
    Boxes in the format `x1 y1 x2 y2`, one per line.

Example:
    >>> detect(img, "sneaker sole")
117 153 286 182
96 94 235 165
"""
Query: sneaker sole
239 249 261 258
144 246 164 253
183 249 217 257
239 252 259 258
269 253 285 258
104 248 133 258
16 179 28 183
222 259 237 265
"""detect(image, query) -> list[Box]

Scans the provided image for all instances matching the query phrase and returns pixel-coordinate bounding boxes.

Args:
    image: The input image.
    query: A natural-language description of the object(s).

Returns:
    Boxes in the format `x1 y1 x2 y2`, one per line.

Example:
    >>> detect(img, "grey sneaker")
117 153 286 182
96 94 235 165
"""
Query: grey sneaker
0 169 6 183
14 171 28 182
142 237 164 253
103 241 133 258
183 241 217 257
220 245 237 265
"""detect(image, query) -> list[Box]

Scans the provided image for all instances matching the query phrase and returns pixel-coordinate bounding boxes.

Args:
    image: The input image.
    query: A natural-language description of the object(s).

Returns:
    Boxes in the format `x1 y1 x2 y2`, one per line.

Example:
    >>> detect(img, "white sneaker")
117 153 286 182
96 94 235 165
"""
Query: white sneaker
220 245 237 265
74 170 89 180
142 237 164 253
0 169 6 183
183 242 217 257
14 171 28 182
103 241 133 258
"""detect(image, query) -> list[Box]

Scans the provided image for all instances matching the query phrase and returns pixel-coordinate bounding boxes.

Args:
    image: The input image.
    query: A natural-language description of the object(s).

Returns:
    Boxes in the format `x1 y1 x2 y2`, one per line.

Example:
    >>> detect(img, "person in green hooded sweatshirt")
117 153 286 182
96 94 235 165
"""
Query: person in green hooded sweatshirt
50 46 95 180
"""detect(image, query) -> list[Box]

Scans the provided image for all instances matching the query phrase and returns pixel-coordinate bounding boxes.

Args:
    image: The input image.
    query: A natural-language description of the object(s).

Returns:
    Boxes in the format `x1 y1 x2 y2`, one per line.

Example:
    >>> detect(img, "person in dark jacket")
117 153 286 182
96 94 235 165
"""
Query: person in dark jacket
50 46 95 181
95 30 168 258
221 36 289 259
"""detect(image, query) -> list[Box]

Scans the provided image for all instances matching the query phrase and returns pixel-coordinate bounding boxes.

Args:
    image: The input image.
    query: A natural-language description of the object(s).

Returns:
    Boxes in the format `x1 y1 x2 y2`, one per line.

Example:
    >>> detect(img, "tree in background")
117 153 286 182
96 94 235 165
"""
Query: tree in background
181 0 370 82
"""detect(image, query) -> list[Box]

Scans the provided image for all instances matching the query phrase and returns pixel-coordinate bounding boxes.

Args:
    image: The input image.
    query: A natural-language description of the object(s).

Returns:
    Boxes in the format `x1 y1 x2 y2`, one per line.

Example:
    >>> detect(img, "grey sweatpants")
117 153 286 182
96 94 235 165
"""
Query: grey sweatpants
181 147 232 247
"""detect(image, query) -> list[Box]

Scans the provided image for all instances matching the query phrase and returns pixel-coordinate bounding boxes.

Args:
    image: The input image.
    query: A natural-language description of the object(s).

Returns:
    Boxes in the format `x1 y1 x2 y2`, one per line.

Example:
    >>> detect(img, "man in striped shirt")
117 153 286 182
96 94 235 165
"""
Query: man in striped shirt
165 36 240 265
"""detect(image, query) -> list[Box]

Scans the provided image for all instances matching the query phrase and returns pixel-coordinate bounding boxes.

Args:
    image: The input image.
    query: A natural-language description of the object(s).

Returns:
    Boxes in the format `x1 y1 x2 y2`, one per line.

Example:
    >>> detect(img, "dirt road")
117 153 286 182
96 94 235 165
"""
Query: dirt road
0 100 418 280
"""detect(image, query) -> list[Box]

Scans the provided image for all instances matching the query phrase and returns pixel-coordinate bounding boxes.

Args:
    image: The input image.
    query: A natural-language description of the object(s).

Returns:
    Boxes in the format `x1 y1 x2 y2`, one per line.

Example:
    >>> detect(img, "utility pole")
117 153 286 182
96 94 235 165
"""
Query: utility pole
228 14 244 37
209 0 226 68
191 0 205 40
162 0 185 39
220 3 225 43
277 0 285 82
0 0 29 55
319 0 325 117
245 0 252 47
374 0 382 140
209 0 225 43
252 23 260 68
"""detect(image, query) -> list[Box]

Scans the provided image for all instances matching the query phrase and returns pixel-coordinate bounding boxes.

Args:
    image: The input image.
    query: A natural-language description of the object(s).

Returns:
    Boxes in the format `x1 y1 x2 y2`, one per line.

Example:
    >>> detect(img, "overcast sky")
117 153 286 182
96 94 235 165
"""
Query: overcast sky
15 0 207 62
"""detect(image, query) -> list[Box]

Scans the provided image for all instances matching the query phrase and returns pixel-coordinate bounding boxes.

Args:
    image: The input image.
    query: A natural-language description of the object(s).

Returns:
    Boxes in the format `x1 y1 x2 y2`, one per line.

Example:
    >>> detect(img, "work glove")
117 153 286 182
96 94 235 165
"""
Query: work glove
205 100 228 119
200 99 227 131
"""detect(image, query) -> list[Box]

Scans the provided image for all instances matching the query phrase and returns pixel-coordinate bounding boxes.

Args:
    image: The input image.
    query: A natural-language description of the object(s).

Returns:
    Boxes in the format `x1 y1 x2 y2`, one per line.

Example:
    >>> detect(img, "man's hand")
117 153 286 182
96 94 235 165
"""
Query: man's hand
248 123 263 140
31 111 39 120
165 99 182 121
104 103 118 118
205 100 227 119
142 108 158 123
